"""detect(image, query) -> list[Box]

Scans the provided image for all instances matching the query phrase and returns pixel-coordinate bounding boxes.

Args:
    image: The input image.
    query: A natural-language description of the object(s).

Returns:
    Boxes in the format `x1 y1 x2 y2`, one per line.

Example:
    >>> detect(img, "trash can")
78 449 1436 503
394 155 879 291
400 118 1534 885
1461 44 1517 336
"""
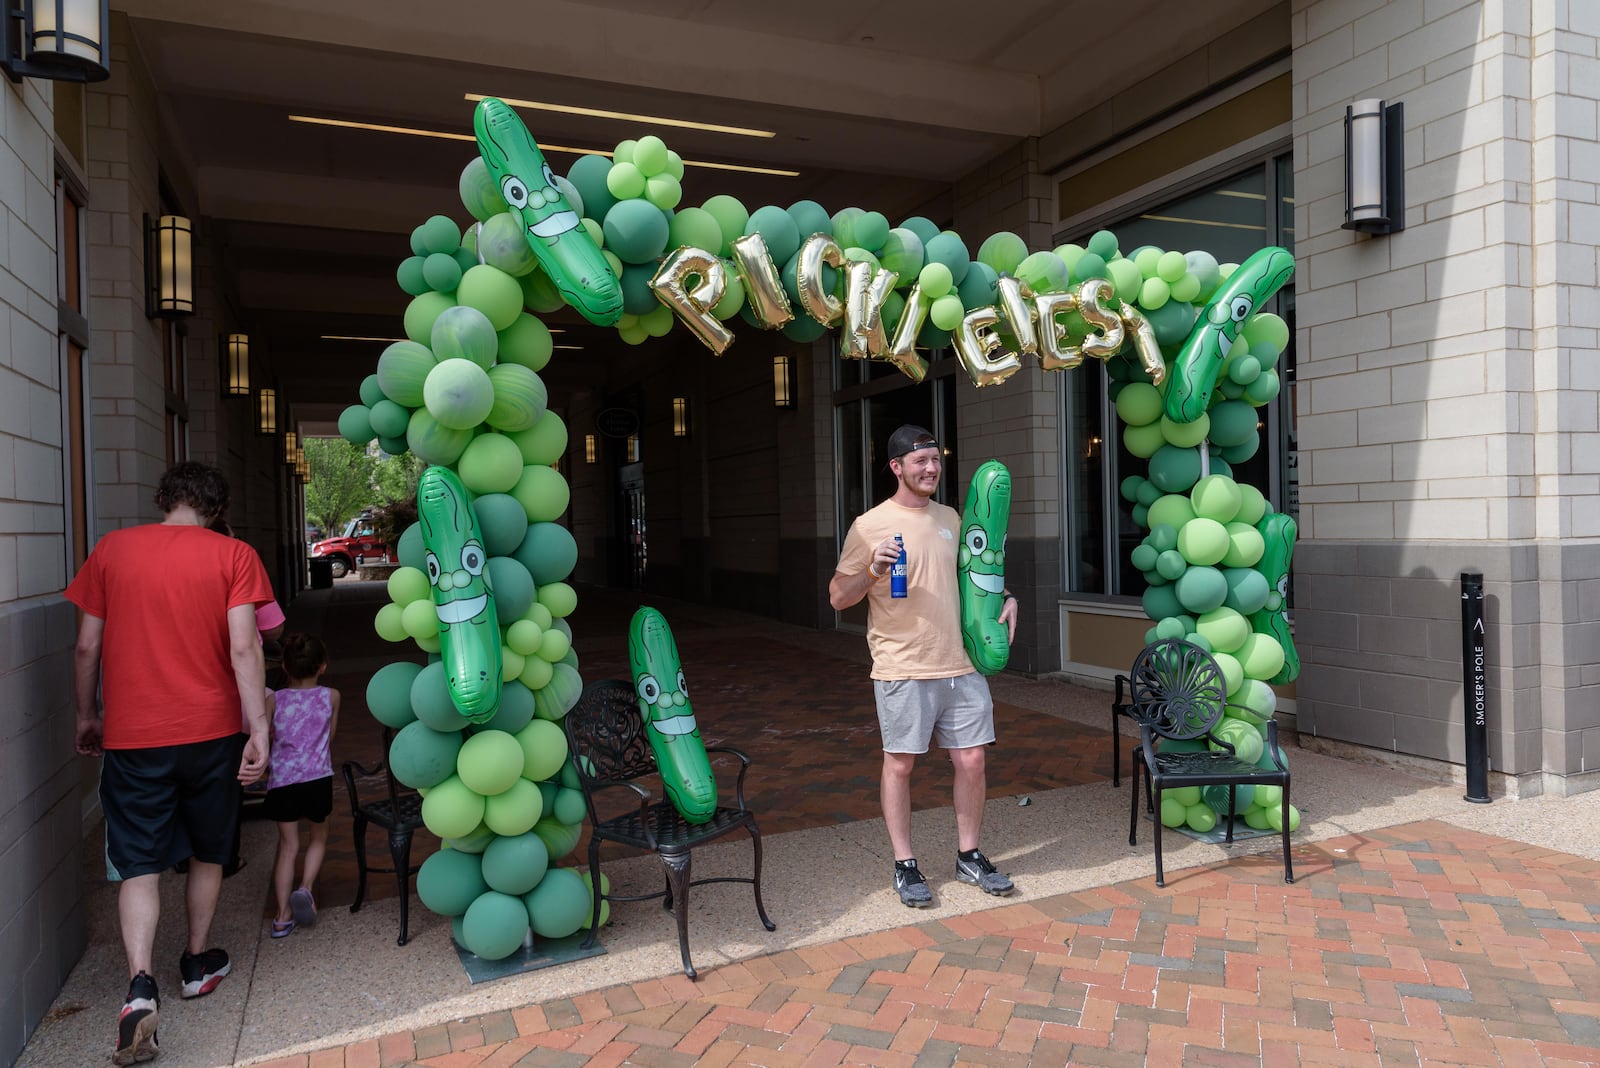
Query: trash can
308 557 333 589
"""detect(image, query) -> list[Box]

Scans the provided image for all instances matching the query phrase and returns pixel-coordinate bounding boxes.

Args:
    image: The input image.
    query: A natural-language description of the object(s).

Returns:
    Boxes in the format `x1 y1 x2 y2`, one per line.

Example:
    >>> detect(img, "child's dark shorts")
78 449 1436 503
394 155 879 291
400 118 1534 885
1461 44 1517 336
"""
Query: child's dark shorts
262 775 334 823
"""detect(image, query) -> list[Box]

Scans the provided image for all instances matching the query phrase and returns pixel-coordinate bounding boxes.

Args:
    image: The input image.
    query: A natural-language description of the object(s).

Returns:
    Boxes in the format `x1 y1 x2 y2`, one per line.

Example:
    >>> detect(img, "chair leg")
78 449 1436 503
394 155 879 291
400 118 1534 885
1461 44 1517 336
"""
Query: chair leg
389 827 414 946
661 852 695 980
1127 760 1141 846
1224 786 1237 843
1280 779 1295 884
1152 786 1166 888
581 837 603 951
350 814 370 914
747 820 776 932
1110 709 1120 787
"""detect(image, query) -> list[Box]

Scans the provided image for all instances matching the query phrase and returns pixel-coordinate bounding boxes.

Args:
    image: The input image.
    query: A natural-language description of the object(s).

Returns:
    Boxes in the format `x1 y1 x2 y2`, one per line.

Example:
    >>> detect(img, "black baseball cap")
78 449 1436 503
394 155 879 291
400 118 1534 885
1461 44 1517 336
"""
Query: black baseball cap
886 424 939 464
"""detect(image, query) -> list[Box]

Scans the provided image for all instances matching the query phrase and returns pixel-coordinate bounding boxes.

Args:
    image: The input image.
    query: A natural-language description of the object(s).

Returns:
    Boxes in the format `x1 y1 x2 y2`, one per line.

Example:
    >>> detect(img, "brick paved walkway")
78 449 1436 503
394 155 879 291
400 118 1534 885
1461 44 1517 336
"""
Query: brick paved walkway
251 820 1600 1068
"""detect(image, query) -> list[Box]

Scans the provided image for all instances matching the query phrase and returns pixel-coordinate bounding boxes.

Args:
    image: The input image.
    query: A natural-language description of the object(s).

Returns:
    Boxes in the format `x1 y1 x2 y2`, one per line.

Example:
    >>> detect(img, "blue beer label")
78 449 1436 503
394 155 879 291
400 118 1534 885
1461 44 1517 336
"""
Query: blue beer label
890 534 907 598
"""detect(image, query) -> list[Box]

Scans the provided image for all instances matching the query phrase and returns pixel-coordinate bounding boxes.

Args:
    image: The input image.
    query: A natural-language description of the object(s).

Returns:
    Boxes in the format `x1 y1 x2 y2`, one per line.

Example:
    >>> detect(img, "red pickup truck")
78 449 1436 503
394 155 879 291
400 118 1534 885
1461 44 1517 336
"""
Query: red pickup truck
308 514 393 578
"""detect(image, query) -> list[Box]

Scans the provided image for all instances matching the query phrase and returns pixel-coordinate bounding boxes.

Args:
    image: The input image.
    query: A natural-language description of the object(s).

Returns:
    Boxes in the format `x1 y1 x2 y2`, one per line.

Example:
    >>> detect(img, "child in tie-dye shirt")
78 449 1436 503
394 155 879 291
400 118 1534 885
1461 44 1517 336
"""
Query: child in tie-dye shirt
263 632 340 938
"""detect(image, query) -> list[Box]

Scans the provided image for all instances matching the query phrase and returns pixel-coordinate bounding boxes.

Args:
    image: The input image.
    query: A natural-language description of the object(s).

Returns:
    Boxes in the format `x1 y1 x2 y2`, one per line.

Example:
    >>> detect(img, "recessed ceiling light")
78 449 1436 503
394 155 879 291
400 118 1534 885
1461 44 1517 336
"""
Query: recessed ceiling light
552 344 584 350
288 115 798 177
321 334 408 342
465 93 775 139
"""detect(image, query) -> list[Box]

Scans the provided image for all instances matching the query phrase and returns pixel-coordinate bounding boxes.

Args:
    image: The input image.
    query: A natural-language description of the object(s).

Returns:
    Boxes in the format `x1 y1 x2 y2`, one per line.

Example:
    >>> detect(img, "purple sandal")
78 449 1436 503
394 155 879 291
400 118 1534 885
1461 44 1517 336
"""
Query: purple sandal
270 919 294 939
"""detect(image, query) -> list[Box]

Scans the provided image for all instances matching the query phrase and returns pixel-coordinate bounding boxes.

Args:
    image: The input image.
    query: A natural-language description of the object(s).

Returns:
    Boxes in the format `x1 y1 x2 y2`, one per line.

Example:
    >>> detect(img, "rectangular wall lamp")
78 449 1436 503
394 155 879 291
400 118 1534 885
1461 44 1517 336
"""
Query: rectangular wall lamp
671 397 690 438
773 354 795 409
256 387 276 435
283 430 298 465
1343 98 1406 235
145 213 193 318
584 434 597 463
222 333 249 396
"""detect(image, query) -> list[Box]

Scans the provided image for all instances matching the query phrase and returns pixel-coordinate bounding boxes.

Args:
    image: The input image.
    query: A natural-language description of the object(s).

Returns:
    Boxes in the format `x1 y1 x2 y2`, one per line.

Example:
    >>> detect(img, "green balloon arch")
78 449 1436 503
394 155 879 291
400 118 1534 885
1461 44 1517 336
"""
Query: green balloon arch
348 99 1303 956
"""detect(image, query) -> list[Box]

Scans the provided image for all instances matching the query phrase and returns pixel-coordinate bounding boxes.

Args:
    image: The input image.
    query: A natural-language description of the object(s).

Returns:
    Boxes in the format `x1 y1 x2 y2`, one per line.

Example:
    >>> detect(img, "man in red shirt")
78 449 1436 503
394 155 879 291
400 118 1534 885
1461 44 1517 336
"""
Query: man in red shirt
66 462 274 1065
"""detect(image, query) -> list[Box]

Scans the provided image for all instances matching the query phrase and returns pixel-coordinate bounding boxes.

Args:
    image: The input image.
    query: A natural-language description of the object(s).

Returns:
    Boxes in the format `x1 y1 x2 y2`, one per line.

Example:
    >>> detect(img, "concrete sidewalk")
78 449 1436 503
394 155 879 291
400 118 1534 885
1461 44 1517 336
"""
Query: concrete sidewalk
18 582 1600 1066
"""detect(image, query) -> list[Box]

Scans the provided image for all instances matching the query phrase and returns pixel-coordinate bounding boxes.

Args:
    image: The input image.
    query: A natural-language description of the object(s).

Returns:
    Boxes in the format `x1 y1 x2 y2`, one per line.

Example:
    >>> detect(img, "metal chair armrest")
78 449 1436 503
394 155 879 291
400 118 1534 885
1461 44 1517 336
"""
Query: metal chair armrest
589 779 659 850
706 745 753 809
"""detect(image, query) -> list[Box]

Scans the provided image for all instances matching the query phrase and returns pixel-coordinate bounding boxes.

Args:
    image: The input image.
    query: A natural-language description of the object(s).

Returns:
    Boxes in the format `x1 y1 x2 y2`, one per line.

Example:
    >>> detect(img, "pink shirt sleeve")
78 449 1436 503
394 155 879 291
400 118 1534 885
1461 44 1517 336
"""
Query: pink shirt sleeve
255 600 285 634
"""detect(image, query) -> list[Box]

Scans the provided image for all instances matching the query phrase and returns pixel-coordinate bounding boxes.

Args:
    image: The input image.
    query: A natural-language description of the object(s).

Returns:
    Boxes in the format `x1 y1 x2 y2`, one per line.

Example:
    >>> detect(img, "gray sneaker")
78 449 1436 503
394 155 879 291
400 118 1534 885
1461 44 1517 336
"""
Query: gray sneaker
956 850 1014 896
894 861 934 908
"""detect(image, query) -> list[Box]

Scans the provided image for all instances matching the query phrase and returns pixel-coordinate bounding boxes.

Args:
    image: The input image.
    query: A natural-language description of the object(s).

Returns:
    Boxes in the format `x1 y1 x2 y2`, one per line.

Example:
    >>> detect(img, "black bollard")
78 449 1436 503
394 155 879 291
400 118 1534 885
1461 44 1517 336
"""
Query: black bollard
1460 572 1490 803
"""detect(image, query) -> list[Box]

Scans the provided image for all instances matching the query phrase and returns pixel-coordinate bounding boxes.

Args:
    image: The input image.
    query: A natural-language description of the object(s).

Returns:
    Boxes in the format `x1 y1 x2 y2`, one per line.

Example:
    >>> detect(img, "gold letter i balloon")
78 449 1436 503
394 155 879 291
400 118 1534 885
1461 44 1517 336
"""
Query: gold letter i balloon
627 607 717 823
417 465 503 722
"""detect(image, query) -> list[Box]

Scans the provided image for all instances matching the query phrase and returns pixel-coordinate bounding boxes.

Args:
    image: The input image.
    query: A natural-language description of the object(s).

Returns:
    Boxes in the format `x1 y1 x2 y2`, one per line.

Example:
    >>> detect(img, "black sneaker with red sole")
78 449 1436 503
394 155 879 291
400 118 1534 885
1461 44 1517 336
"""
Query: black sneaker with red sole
178 948 230 999
114 971 159 1065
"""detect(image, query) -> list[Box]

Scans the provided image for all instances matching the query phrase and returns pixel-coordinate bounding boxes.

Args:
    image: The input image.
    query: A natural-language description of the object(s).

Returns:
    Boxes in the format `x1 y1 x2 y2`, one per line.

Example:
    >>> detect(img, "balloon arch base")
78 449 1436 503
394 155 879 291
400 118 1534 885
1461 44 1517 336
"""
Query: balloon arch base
453 930 606 986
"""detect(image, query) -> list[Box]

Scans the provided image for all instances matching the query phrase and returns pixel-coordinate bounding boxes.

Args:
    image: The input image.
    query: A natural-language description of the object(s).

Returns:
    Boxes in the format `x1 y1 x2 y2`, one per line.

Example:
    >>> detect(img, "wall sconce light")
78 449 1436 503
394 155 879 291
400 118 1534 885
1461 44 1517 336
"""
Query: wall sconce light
221 333 250 396
672 396 690 438
256 387 277 435
772 354 795 409
626 434 639 463
283 430 298 465
2 0 111 83
1343 98 1405 235
144 214 194 319
297 457 310 481
584 434 597 463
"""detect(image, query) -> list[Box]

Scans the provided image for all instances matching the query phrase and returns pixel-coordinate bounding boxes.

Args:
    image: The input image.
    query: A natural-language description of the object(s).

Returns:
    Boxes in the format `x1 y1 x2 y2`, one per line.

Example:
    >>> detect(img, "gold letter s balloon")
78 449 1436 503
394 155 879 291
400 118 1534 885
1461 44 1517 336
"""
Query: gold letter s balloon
959 461 1012 675
628 607 717 823
417 466 503 722
473 97 623 327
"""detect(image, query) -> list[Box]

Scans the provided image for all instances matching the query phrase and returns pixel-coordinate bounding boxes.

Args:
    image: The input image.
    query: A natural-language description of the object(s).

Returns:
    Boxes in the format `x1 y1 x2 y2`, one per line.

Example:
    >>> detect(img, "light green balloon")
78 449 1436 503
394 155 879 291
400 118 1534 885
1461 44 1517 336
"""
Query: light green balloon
1114 382 1163 427
700 196 748 256
374 603 408 643
1195 606 1250 654
404 292 457 346
457 433 526 495
510 464 571 524
1122 421 1166 460
976 231 1028 275
1237 633 1286 680
1235 484 1268 526
510 411 568 465
606 160 645 200
1222 522 1265 568
484 777 543 836
515 718 569 782
1190 475 1242 523
537 581 577 618
667 206 724 255
1177 517 1230 566
1160 413 1210 449
400 598 439 640
421 775 486 839
456 265 525 331
498 314 554 373
633 135 669 177
457 730 526 796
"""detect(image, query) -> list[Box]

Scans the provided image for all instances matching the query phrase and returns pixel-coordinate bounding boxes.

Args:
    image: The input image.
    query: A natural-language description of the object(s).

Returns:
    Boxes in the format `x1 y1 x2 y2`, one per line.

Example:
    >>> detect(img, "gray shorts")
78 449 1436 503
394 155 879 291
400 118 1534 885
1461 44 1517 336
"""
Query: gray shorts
874 673 995 754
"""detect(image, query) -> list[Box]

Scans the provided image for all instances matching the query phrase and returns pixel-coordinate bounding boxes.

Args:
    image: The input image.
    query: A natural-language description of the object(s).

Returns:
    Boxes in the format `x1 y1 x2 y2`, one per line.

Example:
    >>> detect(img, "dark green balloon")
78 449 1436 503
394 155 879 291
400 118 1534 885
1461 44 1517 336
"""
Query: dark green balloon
514 522 578 585
417 848 487 917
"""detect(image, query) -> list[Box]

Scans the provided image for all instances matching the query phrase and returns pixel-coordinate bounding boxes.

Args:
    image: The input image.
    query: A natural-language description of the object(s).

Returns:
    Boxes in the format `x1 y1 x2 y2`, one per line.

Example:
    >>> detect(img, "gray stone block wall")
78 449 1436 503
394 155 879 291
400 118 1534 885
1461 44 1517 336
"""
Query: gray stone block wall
1296 538 1600 793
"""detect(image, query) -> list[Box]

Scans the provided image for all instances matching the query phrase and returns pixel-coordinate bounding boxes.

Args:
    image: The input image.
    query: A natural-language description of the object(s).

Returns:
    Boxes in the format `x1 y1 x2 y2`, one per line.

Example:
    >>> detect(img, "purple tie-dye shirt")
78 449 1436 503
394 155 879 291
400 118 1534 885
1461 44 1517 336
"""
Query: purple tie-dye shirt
267 686 334 789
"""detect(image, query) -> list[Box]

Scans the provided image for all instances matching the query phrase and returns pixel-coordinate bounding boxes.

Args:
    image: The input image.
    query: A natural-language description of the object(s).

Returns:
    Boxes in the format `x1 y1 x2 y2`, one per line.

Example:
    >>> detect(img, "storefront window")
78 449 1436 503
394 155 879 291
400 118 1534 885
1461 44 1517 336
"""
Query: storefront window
1063 153 1295 597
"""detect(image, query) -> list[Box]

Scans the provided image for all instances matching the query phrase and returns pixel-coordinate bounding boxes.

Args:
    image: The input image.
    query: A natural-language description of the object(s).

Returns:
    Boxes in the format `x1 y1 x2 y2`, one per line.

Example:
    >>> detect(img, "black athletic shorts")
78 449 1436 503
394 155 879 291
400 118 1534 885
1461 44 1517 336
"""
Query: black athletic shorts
101 734 244 880
262 775 333 823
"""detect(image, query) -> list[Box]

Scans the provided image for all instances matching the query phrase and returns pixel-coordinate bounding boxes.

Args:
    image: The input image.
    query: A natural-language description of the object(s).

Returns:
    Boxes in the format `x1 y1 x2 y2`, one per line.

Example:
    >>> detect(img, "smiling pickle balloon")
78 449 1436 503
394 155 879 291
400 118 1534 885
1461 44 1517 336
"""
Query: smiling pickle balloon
1164 246 1295 423
959 460 1012 675
473 97 623 327
627 607 717 823
417 465 502 722
1250 511 1300 685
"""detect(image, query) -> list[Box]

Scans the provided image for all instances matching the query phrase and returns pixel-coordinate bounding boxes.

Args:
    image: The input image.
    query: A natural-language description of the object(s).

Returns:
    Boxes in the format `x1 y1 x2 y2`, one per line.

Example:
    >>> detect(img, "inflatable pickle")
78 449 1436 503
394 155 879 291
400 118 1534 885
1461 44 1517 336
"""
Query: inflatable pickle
473 97 623 327
1250 511 1300 685
1164 246 1295 423
417 465 502 722
959 460 1012 675
627 607 717 823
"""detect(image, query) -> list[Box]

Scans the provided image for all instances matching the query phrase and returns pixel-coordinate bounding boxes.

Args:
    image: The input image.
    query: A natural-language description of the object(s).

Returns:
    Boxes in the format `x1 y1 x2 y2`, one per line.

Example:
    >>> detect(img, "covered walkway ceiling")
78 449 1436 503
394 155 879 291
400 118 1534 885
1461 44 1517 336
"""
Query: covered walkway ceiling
121 0 1276 430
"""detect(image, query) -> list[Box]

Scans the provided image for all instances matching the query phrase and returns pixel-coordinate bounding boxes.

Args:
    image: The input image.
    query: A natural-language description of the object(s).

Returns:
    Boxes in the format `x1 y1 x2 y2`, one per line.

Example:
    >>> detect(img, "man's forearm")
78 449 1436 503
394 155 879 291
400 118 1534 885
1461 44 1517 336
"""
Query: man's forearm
232 644 269 735
74 647 101 722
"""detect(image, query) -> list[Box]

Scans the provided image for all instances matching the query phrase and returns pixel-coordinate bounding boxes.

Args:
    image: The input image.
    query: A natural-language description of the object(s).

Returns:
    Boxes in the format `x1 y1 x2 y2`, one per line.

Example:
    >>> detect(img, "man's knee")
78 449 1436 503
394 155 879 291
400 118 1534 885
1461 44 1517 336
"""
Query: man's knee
882 751 917 778
949 746 986 773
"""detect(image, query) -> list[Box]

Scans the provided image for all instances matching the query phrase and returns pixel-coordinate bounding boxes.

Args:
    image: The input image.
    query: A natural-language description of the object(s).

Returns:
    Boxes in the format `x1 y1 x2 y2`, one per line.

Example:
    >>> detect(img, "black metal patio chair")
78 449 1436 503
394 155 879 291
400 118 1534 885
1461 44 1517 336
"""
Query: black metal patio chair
341 728 426 945
564 678 775 980
1124 639 1293 888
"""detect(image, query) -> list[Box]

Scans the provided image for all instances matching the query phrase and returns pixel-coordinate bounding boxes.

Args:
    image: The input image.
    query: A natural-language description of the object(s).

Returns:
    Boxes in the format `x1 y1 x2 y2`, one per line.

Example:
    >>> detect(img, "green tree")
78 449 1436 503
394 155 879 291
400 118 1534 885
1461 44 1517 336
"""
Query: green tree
305 438 378 535
372 450 426 505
